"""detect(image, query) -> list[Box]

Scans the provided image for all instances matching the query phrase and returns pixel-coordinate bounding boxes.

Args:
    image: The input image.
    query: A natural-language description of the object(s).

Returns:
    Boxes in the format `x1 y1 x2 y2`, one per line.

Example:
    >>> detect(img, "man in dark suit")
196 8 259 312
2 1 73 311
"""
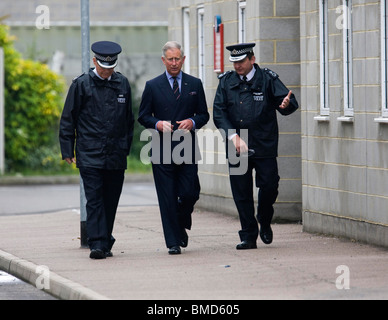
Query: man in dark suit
138 41 209 254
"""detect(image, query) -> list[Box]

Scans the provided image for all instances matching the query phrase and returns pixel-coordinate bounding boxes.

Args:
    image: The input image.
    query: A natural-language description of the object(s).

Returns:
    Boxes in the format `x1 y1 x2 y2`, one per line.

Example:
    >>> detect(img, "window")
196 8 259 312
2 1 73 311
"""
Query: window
317 0 330 120
338 0 354 121
380 0 388 119
197 5 205 84
238 1 246 43
383 0 388 117
376 0 388 122
183 7 191 74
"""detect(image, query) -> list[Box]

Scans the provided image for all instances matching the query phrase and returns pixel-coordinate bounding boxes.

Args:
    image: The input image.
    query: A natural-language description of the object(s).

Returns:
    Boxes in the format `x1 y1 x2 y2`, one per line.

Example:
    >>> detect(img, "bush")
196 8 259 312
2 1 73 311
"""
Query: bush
0 25 66 173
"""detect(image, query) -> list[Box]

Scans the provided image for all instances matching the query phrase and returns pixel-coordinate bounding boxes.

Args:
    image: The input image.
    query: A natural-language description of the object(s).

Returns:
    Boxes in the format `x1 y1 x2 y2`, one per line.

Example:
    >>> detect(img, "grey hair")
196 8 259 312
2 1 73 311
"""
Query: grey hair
162 41 184 58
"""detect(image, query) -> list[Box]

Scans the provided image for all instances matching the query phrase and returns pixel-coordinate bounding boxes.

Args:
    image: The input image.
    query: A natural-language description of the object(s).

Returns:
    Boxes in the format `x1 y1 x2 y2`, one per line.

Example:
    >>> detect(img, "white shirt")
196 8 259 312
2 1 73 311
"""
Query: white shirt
239 66 256 82
93 67 112 81
166 71 182 91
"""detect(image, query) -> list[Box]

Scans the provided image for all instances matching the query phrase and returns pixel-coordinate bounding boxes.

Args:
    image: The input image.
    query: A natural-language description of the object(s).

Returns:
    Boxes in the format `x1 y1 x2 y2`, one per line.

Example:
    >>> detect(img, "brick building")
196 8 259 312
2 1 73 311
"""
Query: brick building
168 0 388 247
169 0 302 222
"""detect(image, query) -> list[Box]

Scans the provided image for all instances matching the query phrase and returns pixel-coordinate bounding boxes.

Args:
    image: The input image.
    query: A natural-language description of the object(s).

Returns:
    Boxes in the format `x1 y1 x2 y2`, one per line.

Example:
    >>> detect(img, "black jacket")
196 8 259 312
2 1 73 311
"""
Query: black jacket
213 64 298 158
59 68 134 169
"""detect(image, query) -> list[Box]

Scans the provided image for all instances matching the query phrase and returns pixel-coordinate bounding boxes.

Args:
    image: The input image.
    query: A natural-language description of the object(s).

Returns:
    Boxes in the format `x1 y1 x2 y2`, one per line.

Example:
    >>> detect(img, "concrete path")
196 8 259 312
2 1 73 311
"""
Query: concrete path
1 205 388 300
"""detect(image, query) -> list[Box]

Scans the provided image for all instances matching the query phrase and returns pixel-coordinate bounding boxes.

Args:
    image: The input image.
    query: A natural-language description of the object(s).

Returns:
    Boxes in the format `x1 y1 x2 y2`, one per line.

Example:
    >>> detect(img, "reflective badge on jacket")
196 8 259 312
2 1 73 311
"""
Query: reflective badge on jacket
253 92 264 102
117 94 126 103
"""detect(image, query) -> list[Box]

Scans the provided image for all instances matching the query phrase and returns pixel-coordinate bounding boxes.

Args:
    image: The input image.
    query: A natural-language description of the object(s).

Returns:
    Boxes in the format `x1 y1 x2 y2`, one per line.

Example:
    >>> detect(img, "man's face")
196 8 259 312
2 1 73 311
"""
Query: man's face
93 57 115 79
233 55 256 76
162 48 185 77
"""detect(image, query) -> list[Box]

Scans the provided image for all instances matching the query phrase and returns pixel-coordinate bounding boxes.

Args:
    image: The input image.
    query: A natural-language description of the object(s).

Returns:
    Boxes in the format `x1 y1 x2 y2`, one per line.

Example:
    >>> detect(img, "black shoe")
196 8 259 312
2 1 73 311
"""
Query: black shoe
260 225 273 244
168 246 181 255
236 241 257 250
89 249 106 259
181 229 188 248
105 251 113 257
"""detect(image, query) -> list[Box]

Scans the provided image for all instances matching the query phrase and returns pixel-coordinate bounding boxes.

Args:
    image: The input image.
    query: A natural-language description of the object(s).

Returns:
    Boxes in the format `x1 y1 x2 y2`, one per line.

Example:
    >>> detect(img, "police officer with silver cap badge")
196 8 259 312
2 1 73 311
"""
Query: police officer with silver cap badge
213 43 299 250
59 41 134 259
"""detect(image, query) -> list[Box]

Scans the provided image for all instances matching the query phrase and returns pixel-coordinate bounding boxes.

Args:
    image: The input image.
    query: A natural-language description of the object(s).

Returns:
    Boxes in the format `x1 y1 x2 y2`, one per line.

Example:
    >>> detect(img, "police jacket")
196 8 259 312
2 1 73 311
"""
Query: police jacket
59 68 134 169
213 64 298 158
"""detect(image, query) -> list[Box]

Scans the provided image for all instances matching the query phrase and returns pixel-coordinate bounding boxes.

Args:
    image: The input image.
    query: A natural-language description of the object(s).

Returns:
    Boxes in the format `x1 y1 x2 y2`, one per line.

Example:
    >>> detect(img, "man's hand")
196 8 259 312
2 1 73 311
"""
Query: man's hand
64 158 76 165
279 90 292 109
157 121 174 132
231 135 249 154
176 119 193 131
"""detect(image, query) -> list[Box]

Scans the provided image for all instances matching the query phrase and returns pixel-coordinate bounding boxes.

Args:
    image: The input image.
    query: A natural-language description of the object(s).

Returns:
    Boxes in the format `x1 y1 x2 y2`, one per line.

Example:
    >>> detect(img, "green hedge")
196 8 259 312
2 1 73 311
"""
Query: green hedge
0 25 66 173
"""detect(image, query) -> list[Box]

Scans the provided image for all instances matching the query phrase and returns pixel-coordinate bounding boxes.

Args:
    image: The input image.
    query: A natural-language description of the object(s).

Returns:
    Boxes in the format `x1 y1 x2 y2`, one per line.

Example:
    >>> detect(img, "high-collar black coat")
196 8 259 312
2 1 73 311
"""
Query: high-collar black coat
213 64 299 158
59 68 134 169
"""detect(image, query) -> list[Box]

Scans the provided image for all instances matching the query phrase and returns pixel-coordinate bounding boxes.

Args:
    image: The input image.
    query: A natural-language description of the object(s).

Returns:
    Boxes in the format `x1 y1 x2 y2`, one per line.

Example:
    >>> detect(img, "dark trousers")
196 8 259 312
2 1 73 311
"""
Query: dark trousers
79 167 125 251
152 163 200 248
229 157 279 242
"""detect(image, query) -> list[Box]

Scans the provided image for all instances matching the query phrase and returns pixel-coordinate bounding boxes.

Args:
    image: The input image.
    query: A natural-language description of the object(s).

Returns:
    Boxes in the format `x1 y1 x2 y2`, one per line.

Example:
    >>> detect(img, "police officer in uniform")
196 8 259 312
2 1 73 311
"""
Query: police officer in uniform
213 43 298 249
59 41 134 259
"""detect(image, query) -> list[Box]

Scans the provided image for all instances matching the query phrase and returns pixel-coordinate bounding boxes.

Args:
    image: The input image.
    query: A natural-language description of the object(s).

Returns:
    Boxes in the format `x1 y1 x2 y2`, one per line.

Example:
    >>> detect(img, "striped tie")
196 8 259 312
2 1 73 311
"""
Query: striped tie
172 77 180 100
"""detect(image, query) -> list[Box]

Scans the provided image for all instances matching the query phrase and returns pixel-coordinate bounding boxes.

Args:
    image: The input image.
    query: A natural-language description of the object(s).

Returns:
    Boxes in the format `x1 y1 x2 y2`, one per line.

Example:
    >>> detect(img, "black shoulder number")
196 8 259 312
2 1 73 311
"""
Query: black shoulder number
72 72 85 83
217 70 233 80
264 68 279 79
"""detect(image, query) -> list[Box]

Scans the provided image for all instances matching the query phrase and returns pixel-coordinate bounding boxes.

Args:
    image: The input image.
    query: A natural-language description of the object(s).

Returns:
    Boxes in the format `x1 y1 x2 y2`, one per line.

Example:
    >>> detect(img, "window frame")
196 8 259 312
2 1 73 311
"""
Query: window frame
183 7 191 74
319 0 330 116
342 0 354 118
197 5 205 84
238 0 247 43
381 0 388 118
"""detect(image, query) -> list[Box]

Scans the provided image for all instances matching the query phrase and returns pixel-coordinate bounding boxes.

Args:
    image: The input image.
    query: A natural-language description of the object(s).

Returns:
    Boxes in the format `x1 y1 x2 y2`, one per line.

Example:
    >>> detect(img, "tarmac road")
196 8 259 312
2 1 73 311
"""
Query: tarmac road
0 178 158 216
0 270 57 300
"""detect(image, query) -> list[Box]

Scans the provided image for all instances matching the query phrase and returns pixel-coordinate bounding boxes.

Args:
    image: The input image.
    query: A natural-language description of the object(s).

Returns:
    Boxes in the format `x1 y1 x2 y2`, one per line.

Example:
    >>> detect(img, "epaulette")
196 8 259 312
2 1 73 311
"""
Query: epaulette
217 70 233 79
264 68 279 79
72 72 85 82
